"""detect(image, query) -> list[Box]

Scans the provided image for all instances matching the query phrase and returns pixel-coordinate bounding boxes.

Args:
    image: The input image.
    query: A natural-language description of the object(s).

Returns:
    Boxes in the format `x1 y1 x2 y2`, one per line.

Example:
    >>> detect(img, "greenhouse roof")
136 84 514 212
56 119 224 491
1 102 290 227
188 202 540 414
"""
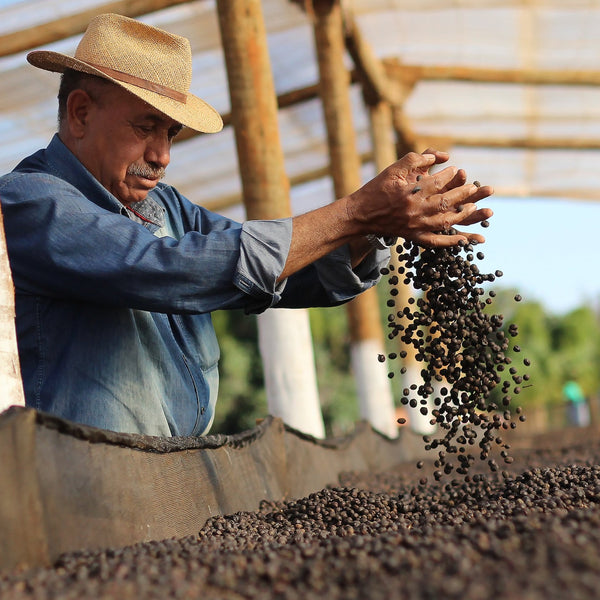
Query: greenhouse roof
1 0 599 220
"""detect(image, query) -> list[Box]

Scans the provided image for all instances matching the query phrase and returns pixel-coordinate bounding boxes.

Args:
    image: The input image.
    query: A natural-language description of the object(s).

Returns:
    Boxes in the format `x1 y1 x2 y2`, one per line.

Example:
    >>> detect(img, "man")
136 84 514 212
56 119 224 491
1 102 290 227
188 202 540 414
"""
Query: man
0 14 493 437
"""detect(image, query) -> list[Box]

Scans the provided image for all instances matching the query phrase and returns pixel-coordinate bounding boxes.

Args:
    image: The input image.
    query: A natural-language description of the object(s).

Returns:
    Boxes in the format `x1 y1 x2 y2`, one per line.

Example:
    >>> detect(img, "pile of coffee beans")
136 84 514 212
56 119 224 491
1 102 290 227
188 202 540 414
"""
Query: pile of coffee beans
381 226 530 481
2 433 600 600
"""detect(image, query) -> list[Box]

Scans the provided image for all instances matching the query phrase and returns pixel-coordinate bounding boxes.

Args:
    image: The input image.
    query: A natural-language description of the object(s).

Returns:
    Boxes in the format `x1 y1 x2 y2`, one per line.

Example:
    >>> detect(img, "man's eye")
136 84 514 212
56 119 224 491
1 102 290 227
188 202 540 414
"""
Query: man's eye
136 125 153 135
169 127 183 140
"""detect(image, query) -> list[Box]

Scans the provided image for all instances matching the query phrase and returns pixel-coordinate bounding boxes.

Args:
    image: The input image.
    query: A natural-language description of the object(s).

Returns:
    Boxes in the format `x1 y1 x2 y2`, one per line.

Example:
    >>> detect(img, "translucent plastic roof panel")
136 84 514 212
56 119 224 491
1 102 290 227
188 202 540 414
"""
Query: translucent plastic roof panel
0 0 599 213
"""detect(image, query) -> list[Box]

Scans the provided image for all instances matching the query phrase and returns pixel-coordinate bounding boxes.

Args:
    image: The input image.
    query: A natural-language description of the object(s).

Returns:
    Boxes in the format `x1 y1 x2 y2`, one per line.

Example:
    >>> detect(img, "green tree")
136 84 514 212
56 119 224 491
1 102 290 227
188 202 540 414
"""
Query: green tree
486 293 600 411
492 295 555 409
210 309 267 433
208 285 600 435
210 303 360 435
551 306 600 398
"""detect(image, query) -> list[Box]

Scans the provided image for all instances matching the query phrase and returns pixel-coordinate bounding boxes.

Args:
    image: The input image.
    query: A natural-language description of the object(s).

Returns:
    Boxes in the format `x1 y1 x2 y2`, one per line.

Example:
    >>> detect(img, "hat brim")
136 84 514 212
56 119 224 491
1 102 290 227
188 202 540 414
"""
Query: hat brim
27 50 224 134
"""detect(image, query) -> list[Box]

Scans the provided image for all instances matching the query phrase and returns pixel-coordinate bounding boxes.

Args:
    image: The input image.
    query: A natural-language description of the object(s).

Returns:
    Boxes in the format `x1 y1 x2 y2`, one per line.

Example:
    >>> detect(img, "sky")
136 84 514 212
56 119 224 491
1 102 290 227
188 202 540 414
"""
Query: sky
470 196 600 316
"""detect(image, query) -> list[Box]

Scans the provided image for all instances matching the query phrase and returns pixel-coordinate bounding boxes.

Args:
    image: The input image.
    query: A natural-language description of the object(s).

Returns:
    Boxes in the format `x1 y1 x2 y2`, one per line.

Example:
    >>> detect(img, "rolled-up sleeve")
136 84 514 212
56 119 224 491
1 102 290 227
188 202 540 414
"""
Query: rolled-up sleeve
311 244 390 303
234 218 389 310
234 219 290 304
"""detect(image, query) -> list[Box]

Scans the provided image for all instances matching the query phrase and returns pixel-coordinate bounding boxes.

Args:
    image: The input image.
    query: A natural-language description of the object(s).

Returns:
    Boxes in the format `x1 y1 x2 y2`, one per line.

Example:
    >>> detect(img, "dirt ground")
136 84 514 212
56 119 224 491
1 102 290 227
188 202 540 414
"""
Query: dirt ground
2 425 600 600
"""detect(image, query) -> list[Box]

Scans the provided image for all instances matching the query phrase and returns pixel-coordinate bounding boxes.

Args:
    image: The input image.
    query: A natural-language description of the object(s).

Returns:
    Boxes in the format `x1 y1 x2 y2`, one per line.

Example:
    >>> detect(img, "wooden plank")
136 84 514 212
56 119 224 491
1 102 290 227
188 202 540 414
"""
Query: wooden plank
0 409 48 571
0 0 195 56
384 59 600 87
445 136 600 150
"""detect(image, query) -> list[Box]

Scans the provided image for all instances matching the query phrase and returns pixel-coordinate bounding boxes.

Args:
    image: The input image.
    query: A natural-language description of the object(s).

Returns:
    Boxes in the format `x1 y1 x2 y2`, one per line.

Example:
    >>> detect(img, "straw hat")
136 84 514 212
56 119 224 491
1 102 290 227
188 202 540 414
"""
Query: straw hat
27 13 223 134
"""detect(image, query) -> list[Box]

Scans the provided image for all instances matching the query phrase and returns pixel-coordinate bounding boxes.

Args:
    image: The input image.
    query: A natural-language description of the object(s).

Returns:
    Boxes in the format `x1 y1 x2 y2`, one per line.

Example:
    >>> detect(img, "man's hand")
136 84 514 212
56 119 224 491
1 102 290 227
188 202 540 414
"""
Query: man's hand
346 150 494 247
280 149 494 281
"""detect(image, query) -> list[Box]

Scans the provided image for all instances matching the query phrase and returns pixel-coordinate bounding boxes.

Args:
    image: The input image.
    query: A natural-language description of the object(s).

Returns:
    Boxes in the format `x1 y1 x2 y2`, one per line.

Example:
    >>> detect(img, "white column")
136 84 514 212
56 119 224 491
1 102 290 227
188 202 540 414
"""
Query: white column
257 308 325 438
0 207 24 412
402 363 437 435
351 338 397 438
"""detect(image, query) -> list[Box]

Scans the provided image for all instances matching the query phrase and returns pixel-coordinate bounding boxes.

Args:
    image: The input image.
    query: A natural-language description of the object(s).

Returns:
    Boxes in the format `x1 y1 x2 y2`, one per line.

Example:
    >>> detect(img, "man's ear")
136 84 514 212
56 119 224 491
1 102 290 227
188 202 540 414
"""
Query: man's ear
66 89 93 139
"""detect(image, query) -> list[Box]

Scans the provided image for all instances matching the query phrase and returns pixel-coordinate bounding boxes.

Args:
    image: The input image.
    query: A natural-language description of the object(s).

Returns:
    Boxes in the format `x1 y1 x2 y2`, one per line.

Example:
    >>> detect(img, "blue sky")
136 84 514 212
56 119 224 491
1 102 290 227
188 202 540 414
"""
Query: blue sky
474 196 599 316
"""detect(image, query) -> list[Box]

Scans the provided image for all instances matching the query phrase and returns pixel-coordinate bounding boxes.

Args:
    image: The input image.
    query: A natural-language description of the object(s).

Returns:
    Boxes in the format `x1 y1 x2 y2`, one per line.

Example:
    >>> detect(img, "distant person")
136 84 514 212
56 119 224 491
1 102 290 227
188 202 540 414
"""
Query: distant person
562 379 590 427
0 14 493 437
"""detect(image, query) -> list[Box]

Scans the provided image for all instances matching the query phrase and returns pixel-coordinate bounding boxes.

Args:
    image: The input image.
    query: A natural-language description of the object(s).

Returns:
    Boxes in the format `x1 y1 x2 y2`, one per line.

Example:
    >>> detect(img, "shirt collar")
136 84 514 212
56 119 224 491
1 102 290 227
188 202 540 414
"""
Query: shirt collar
122 196 166 229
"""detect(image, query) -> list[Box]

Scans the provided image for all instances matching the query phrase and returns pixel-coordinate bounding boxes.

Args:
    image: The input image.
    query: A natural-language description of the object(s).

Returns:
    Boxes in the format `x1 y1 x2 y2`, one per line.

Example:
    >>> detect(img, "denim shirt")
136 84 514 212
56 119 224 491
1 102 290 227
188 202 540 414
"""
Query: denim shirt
0 134 389 437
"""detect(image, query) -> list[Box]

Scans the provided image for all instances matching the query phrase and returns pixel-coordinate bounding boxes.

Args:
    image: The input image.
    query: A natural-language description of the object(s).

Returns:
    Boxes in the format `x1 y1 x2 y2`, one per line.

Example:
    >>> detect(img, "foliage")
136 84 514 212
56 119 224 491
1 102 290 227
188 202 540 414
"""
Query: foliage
308 306 360 437
485 292 600 408
210 303 360 436
210 308 267 434
208 286 600 435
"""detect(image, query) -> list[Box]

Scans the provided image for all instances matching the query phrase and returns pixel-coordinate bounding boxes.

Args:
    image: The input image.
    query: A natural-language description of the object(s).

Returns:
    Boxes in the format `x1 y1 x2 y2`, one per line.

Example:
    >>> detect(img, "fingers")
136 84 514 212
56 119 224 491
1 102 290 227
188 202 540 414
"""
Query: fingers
410 181 494 246
410 165 463 196
428 183 494 216
395 149 451 184
375 150 494 249
384 152 437 183
422 183 479 217
396 149 451 179
440 168 467 193
456 207 494 226
415 229 487 248
421 147 449 165
464 184 494 203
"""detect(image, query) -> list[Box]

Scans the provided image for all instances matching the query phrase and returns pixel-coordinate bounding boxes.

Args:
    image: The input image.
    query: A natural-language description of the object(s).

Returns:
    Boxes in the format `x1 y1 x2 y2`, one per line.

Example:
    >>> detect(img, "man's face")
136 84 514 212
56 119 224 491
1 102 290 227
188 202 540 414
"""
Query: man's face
74 84 183 206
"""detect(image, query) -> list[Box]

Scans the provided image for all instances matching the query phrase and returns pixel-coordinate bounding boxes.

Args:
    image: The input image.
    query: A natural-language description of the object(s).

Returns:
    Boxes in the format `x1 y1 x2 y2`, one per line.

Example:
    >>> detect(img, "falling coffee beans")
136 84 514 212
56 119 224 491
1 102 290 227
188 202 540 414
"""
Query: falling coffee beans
383 226 530 480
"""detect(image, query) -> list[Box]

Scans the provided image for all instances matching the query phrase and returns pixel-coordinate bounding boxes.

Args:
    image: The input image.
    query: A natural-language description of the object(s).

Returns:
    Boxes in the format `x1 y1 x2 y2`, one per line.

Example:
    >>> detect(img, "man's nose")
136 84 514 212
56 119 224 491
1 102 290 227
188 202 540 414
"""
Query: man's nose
146 135 171 168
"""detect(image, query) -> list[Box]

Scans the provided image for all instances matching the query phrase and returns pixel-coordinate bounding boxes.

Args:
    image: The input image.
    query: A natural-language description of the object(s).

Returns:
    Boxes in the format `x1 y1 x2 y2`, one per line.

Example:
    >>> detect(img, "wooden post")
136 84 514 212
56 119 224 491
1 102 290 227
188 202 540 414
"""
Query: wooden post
368 102 435 434
311 0 396 438
0 203 24 412
344 13 435 435
215 0 324 438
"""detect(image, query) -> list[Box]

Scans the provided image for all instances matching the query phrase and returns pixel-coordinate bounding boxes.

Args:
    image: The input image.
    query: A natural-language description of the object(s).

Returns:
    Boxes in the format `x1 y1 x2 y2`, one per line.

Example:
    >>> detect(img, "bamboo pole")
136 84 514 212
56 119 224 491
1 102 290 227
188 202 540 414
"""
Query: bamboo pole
343 17 404 107
202 138 600 212
0 204 25 413
310 0 396 438
343 24 439 434
383 59 600 87
0 0 195 56
344 11 436 434
215 0 324 438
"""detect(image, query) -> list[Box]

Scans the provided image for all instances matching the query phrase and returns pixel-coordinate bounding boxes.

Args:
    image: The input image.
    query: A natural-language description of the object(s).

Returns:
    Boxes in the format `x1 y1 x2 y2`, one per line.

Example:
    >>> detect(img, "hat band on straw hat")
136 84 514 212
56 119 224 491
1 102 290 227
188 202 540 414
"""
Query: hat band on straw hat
86 62 187 104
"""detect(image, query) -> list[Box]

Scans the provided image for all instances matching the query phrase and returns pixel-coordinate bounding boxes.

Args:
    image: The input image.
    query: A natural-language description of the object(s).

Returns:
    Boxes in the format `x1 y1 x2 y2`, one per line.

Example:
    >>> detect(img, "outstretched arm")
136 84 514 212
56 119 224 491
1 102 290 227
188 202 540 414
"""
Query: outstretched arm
279 150 493 281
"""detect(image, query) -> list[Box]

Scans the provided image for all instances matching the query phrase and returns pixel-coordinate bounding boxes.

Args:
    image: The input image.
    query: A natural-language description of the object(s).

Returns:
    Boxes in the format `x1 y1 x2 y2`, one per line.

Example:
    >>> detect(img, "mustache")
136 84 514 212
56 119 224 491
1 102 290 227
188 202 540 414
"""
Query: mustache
127 163 166 180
